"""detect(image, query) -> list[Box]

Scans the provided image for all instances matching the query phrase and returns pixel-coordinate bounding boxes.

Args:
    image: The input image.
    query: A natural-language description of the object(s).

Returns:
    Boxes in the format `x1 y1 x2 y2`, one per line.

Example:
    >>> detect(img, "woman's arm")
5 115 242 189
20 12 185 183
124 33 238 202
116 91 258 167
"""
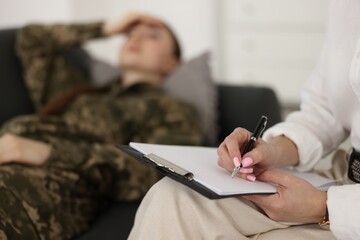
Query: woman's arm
16 22 104 61
16 12 164 61
15 22 105 109
263 42 348 171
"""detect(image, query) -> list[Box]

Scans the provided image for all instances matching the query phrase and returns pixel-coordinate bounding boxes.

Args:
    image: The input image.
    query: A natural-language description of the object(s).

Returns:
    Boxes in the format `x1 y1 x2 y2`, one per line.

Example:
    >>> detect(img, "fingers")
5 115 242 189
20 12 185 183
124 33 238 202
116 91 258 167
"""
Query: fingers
243 170 324 223
135 14 164 28
120 13 164 33
243 170 284 208
243 193 278 207
217 127 266 179
256 169 294 187
0 134 50 165
217 128 250 171
227 128 250 161
103 12 164 36
0 134 20 164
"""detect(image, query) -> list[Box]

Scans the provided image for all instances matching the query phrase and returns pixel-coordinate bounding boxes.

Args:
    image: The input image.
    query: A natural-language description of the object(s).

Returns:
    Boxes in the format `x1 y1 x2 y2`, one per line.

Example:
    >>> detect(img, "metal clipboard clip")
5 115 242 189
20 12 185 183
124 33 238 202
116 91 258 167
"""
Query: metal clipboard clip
145 153 194 181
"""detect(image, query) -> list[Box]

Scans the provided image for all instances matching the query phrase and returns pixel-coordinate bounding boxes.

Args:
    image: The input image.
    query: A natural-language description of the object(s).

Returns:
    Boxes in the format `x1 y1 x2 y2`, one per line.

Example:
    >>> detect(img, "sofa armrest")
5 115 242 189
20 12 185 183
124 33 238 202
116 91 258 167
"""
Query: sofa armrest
0 28 35 125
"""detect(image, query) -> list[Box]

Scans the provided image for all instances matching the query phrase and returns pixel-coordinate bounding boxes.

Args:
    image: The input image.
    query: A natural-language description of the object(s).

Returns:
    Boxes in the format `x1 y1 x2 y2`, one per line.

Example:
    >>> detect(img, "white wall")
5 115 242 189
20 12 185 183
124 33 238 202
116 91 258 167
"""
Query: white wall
216 0 329 105
0 0 72 27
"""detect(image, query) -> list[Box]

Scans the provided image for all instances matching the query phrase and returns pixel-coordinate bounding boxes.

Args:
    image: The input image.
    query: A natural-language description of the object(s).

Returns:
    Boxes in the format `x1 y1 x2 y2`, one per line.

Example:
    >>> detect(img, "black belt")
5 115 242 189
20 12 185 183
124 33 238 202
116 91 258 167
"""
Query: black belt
348 148 360 183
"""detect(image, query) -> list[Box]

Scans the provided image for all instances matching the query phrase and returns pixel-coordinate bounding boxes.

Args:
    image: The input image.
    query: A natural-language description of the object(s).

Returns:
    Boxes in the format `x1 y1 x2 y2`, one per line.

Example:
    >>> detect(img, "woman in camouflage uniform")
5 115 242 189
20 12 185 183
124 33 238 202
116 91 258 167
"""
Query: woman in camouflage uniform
0 13 202 239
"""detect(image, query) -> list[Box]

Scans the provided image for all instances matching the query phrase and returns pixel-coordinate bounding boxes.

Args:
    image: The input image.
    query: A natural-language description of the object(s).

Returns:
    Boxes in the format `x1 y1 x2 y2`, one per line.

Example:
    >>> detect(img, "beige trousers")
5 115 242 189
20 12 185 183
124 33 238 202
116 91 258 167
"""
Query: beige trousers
129 150 351 240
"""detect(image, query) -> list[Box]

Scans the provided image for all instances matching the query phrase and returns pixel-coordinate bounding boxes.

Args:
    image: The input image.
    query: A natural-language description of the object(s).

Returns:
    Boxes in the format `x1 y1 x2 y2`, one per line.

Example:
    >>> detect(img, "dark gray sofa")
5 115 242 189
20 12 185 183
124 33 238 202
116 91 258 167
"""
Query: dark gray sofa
0 28 282 239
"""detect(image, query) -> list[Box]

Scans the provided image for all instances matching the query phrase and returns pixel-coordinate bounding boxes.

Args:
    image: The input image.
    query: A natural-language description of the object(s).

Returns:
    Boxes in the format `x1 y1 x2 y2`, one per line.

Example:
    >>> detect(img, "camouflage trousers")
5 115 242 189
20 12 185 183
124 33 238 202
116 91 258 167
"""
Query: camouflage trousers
0 116 160 239
0 164 101 240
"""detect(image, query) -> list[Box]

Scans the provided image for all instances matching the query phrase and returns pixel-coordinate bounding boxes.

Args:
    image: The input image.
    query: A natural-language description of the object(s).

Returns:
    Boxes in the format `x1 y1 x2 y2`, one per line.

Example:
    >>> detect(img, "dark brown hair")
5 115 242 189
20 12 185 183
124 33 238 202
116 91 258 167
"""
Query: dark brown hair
164 24 182 61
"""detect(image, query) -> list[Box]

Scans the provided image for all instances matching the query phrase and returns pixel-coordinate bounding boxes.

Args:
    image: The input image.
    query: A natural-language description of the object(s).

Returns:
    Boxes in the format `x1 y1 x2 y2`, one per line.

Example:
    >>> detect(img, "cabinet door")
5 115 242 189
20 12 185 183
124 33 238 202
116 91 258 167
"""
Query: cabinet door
215 0 329 105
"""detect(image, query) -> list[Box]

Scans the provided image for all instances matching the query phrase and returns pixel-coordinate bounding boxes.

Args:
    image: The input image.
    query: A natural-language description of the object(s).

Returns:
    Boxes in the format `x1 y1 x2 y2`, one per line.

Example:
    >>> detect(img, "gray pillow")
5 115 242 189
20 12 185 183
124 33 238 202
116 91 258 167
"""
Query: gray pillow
89 58 121 86
90 52 218 146
163 52 218 146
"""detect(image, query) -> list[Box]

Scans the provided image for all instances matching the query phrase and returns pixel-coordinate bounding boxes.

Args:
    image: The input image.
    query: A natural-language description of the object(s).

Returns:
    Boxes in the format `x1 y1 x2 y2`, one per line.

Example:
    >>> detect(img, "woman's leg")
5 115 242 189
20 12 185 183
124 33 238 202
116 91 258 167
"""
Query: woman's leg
0 186 39 239
129 177 336 240
0 164 102 240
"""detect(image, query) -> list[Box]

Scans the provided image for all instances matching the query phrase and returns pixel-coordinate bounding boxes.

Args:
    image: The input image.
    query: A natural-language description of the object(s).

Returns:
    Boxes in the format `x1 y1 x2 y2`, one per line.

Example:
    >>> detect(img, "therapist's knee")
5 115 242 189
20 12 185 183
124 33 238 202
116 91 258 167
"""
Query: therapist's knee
146 177 193 202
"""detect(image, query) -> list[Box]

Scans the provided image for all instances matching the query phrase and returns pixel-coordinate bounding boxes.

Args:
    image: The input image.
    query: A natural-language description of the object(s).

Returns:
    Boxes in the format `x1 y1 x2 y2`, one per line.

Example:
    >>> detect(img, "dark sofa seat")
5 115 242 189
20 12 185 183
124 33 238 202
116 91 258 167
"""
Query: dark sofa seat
0 28 282 239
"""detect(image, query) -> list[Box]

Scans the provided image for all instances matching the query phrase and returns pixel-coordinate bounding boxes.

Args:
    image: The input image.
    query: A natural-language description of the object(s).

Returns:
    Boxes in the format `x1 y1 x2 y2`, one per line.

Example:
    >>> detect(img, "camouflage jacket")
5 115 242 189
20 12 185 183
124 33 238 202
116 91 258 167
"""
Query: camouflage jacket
6 22 202 201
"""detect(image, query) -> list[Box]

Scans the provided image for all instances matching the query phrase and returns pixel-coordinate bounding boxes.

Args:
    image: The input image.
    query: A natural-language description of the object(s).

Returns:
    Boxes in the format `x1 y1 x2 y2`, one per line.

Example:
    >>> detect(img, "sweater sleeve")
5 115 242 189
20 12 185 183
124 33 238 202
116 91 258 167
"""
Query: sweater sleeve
327 184 360 240
16 22 103 60
263 42 347 171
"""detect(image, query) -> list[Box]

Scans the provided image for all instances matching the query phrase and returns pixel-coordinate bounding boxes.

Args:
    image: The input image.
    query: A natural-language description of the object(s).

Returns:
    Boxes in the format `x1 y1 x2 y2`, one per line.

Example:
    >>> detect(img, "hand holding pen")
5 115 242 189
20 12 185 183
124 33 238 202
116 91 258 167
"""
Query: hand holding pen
217 116 268 181
231 116 267 178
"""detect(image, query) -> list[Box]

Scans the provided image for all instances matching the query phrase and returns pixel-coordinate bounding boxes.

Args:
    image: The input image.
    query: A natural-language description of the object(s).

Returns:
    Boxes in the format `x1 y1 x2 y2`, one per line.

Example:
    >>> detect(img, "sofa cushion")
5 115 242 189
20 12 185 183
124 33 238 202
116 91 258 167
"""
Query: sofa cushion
163 52 218 146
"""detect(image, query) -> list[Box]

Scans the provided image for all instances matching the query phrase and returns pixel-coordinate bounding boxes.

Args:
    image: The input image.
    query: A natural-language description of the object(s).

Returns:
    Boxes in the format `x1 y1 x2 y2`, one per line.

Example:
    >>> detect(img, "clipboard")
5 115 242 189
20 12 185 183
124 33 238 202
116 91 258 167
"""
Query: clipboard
116 143 337 200
117 145 228 199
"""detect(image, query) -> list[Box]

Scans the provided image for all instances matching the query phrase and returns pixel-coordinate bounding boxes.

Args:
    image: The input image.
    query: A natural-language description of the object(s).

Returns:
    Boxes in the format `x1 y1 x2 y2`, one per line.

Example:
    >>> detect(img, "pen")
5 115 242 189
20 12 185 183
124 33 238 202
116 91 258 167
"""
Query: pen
231 116 268 178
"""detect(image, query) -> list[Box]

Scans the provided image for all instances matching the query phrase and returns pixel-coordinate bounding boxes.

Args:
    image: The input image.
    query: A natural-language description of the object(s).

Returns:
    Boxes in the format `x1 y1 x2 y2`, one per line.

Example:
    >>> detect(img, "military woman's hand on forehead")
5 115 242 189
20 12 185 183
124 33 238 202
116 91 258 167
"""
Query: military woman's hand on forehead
103 12 165 36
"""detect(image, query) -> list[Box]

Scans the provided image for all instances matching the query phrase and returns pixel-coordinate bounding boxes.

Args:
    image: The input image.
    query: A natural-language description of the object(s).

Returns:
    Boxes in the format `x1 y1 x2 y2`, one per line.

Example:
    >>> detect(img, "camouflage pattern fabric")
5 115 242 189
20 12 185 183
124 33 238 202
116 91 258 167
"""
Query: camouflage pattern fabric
0 23 202 239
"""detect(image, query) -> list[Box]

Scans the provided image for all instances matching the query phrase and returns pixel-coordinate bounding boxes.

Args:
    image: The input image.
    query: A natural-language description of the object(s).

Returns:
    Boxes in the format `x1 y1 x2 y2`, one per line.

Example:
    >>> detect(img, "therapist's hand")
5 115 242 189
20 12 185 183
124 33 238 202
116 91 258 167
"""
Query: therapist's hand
217 127 276 181
217 127 299 181
244 169 327 223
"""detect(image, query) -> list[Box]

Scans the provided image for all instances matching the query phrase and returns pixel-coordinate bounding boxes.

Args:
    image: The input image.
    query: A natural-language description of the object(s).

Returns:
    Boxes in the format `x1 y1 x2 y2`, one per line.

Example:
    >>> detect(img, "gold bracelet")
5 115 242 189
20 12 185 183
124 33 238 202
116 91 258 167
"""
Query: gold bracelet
319 205 330 230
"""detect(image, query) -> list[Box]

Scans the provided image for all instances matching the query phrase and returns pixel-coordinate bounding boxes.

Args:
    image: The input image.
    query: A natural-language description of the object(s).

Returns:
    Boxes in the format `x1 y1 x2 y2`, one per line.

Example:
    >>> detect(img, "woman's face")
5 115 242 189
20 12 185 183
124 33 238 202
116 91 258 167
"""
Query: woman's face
119 23 178 76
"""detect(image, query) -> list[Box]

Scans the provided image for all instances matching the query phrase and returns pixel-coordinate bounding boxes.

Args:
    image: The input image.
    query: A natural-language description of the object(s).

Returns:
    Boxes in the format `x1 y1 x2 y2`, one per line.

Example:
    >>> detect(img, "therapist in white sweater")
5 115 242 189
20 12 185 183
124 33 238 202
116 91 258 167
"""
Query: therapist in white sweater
129 1 360 239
